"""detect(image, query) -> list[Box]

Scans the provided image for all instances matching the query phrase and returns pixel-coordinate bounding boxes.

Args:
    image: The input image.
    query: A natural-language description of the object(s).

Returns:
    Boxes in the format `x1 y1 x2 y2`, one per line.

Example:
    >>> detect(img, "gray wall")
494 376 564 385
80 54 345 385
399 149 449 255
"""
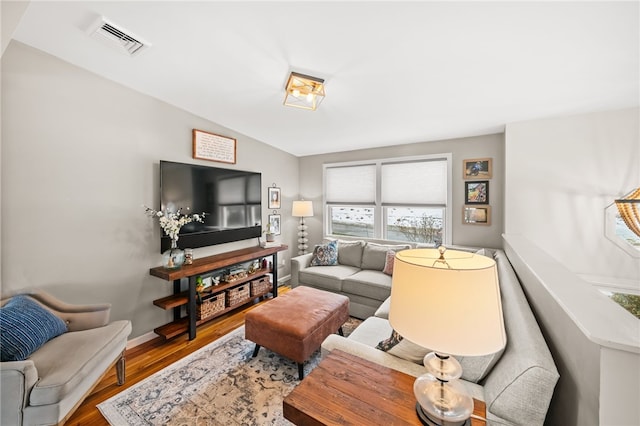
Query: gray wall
1 41 299 338
298 133 505 249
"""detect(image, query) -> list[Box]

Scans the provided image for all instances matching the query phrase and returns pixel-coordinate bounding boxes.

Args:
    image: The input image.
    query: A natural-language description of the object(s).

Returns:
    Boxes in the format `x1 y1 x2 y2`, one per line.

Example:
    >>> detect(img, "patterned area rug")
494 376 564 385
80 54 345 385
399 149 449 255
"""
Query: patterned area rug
98 317 361 425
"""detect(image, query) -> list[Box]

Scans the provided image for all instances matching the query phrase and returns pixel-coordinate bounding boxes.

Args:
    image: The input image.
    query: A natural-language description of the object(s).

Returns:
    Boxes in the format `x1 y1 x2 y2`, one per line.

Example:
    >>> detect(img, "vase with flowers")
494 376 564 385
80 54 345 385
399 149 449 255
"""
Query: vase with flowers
144 206 206 269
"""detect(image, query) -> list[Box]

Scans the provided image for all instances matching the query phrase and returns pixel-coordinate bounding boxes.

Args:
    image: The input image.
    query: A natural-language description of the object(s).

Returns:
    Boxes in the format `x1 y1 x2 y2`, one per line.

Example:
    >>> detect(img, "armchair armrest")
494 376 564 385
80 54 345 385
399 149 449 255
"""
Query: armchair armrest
0 361 38 426
3 290 111 331
290 253 314 287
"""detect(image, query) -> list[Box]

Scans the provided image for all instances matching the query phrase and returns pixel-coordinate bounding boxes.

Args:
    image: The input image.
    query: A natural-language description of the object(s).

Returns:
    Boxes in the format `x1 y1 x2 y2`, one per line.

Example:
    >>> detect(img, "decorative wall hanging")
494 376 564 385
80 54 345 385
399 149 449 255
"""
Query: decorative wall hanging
463 158 492 180
268 185 281 209
268 214 282 235
465 181 489 204
463 205 491 226
192 129 237 164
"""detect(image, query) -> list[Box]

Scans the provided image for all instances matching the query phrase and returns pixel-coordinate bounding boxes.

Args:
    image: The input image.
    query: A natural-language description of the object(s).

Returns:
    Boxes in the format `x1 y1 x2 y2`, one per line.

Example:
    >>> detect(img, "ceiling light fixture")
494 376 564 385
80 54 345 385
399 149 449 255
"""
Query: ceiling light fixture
284 72 325 111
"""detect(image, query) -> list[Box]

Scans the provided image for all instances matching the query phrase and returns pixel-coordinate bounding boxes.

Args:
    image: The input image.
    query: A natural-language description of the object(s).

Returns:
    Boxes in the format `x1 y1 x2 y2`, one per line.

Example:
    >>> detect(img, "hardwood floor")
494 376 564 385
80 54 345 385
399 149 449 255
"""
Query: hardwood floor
65 288 289 425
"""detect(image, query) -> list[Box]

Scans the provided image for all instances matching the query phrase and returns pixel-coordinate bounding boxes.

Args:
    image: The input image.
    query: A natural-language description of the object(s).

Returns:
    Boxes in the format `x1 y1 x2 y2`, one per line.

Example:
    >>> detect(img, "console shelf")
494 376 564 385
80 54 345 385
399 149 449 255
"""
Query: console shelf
150 245 288 340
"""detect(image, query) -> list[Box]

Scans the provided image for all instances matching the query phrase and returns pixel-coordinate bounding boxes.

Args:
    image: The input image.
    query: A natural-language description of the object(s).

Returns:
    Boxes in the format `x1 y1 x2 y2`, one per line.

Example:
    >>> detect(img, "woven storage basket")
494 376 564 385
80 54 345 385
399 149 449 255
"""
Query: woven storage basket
250 276 271 297
197 292 225 320
226 284 250 307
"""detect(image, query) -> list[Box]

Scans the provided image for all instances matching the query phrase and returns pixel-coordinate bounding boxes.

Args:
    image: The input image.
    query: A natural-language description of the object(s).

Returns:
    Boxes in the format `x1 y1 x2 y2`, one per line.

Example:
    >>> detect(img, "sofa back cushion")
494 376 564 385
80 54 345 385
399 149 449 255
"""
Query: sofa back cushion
361 243 411 271
337 240 365 267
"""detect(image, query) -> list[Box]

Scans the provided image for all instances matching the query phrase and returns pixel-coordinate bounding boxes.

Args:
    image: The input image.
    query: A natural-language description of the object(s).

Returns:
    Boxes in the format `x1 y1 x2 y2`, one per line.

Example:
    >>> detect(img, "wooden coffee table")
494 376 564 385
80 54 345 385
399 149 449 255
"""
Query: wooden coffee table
283 349 486 426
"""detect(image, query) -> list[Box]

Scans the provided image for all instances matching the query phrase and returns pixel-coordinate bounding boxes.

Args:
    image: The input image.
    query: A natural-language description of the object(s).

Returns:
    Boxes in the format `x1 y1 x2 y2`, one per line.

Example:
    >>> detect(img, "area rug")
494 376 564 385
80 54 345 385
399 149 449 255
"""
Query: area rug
98 317 361 425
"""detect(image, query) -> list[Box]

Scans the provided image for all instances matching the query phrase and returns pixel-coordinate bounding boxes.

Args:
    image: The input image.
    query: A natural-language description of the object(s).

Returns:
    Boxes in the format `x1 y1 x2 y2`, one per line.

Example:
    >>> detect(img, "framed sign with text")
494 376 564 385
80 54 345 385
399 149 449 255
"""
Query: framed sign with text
192 129 237 164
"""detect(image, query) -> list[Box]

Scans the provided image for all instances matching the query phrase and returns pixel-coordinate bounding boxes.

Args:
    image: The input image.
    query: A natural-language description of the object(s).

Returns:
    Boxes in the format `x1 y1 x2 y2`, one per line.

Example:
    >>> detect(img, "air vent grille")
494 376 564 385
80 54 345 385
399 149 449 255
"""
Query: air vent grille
88 17 150 56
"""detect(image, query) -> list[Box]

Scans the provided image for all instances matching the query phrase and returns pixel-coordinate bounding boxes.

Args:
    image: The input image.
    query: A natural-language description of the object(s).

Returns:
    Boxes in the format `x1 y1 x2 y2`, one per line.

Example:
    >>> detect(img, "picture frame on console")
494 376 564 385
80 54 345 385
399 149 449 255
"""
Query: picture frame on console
463 157 492 180
463 205 491 225
465 181 489 204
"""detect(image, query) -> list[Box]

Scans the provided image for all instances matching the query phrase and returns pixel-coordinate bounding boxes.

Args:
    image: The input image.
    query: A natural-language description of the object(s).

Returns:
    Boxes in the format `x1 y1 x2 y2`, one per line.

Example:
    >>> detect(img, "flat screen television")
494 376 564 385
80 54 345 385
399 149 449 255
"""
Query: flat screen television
159 160 262 252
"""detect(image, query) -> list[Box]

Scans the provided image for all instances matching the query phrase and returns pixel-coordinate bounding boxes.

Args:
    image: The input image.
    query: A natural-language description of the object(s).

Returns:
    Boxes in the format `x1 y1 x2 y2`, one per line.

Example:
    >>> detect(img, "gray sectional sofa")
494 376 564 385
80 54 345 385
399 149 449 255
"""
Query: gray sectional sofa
291 240 411 318
317 248 559 425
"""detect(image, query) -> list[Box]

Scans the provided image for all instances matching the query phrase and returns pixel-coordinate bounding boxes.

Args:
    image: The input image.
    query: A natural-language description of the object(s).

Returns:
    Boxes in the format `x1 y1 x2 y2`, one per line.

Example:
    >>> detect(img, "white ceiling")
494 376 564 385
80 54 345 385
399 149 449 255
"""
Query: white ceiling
9 1 639 157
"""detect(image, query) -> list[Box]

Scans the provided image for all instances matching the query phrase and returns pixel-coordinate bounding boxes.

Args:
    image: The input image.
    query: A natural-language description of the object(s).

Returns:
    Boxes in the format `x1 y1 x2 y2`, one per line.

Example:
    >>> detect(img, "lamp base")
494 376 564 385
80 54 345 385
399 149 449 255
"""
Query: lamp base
416 403 469 426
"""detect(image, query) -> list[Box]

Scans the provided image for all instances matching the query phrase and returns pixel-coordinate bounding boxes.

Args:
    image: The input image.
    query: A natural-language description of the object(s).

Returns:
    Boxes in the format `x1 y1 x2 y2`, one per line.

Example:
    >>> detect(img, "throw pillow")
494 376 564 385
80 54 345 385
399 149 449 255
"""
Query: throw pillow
375 327 505 383
376 329 430 364
0 295 68 362
309 240 338 266
382 250 396 276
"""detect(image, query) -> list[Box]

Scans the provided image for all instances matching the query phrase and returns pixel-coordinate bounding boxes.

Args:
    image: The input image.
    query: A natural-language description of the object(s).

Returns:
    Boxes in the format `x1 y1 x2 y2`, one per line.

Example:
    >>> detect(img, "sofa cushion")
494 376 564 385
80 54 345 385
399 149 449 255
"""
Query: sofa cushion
337 240 365 267
374 296 391 319
342 270 392 301
361 243 411 271
0 295 68 362
28 320 131 406
310 240 338 266
298 265 361 293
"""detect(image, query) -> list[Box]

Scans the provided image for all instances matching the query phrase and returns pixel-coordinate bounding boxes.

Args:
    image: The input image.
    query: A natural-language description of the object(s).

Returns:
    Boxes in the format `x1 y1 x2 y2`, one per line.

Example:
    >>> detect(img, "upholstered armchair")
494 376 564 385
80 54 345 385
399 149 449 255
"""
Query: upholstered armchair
0 290 131 426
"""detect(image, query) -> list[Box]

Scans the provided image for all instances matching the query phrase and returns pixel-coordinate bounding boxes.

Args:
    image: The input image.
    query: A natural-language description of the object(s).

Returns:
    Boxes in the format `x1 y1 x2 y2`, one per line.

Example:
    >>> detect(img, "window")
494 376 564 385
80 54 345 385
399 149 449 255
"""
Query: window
324 154 452 245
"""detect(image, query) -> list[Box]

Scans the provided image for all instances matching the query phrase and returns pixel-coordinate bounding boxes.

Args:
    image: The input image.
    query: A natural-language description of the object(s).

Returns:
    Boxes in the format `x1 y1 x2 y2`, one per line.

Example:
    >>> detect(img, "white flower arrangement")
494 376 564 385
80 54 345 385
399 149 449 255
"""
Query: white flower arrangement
144 206 206 242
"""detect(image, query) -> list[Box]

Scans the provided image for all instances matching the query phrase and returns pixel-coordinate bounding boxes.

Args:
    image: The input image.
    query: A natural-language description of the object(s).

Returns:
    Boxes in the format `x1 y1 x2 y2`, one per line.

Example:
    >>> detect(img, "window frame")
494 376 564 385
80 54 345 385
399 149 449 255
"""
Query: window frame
323 153 452 245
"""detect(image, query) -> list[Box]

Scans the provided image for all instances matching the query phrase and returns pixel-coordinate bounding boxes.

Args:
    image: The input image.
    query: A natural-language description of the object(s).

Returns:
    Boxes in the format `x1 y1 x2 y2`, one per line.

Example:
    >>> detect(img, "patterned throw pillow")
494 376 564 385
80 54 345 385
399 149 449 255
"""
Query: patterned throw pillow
376 329 430 364
0 295 68 362
382 250 396 276
310 240 338 266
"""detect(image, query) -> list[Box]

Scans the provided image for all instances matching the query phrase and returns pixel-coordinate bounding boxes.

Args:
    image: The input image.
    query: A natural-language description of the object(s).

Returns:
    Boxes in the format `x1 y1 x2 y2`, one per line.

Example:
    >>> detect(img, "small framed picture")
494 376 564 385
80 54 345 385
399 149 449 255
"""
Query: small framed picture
463 205 491 226
268 214 281 235
465 181 489 204
463 158 492 180
268 187 281 209
192 129 237 164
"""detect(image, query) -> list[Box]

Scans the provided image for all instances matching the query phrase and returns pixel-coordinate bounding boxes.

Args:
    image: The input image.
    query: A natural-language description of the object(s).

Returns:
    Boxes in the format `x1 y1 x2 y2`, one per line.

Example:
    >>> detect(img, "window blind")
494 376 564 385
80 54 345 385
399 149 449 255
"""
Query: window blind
325 164 376 204
381 160 447 205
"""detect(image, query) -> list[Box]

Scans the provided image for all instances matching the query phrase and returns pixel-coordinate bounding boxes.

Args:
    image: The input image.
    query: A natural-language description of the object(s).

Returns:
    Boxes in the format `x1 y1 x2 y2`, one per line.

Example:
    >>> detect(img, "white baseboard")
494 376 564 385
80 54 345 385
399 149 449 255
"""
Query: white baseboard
126 331 158 350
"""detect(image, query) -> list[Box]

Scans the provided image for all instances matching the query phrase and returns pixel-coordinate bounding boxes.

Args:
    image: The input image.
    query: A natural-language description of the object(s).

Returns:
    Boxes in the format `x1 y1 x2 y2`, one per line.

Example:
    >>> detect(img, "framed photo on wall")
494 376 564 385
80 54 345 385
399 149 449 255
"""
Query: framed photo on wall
465 181 489 204
268 187 281 209
463 205 491 226
463 158 492 180
268 214 281 235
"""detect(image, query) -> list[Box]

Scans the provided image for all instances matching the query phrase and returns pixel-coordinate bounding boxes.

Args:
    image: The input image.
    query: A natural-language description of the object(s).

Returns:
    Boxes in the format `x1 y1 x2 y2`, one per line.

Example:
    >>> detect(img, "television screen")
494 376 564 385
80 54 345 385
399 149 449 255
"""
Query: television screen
159 160 262 252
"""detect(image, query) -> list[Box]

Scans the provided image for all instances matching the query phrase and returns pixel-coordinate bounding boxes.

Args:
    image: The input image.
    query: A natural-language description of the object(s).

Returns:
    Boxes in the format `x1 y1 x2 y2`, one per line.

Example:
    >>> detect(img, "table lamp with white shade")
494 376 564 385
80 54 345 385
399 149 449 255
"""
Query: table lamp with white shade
292 200 313 255
389 247 506 426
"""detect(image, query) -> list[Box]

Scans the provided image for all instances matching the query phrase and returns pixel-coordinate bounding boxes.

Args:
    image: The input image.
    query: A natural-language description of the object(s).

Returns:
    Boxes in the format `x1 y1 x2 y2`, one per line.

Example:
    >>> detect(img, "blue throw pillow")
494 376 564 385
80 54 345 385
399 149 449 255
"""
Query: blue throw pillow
0 295 68 362
310 240 338 266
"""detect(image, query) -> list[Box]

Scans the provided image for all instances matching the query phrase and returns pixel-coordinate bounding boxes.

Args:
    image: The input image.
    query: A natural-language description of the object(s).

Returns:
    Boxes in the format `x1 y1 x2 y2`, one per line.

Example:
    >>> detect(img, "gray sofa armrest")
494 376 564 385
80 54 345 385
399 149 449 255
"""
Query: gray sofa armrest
290 253 313 287
0 361 38 426
2 290 111 331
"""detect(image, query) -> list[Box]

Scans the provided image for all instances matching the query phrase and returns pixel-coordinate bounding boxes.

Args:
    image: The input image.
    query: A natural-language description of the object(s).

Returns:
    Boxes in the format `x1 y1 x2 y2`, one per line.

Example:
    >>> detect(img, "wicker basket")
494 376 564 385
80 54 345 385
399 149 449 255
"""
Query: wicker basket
250 276 271 297
197 292 225 320
226 284 250 307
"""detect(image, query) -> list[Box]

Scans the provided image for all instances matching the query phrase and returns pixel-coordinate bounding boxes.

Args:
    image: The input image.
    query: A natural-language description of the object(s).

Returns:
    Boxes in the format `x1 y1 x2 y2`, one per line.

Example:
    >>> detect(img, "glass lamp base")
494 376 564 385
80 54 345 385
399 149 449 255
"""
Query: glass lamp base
416 403 469 426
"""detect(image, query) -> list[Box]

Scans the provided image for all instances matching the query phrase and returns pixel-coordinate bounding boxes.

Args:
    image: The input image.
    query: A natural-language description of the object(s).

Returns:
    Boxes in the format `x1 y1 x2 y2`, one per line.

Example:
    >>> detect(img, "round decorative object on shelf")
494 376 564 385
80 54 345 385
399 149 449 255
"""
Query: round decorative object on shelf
162 240 185 269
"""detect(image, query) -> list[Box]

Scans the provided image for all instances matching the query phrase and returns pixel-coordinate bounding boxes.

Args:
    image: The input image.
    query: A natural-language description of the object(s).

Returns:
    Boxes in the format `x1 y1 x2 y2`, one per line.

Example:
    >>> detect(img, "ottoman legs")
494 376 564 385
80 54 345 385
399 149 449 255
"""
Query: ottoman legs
253 343 305 380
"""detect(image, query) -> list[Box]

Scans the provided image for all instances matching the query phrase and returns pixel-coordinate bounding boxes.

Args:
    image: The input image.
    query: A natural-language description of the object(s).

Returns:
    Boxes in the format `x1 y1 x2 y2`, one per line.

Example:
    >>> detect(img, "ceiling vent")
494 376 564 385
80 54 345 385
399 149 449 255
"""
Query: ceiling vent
88 16 151 56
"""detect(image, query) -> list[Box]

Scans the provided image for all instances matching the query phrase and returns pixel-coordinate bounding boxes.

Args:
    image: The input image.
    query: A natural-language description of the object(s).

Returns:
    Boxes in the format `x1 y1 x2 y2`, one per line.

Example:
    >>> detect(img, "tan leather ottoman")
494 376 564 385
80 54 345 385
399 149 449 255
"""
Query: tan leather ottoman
245 286 349 379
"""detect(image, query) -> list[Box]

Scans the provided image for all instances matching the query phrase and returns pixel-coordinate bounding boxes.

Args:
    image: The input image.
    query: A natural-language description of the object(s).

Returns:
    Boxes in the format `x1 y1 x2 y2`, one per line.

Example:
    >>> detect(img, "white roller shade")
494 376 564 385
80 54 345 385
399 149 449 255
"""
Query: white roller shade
325 164 376 204
381 160 447 205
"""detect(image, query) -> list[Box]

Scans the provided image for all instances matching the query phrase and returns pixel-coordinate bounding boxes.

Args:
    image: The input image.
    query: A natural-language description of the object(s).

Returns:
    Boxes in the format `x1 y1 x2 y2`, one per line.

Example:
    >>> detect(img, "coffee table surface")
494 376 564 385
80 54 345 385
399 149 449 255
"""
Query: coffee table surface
283 349 486 426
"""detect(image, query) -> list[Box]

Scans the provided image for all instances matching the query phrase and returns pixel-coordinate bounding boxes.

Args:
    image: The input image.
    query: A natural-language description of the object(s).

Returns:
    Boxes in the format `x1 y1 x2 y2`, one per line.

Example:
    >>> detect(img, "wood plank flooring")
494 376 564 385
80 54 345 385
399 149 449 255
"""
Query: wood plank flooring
65 288 289 426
